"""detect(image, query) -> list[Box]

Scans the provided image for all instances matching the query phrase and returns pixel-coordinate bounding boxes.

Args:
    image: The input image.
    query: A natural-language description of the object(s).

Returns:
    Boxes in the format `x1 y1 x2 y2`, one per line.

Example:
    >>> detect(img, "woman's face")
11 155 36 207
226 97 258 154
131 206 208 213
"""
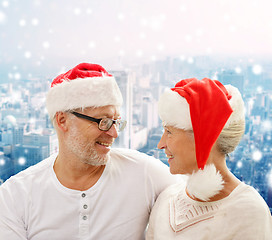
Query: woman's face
158 126 198 174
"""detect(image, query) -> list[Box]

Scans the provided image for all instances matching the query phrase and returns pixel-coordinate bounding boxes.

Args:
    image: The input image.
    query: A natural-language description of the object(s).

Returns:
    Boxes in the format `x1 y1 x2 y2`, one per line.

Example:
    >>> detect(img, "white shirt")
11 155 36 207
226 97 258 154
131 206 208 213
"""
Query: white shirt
146 181 272 240
0 148 177 240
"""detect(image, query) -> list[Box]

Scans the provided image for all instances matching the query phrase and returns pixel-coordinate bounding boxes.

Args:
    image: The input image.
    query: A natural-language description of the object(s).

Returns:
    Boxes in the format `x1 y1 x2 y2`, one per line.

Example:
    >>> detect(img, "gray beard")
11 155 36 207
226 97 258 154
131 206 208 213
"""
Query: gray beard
65 125 109 166
80 148 109 166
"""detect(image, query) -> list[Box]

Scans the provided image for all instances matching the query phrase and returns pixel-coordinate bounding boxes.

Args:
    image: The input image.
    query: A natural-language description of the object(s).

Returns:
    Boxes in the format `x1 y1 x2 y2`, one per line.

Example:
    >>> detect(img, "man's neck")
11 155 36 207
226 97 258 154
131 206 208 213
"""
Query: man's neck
53 154 106 191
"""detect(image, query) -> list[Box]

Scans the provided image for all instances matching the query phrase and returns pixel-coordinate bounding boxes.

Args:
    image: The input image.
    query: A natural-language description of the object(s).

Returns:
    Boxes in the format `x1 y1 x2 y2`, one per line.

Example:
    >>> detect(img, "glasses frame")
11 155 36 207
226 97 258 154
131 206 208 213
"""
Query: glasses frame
71 111 126 132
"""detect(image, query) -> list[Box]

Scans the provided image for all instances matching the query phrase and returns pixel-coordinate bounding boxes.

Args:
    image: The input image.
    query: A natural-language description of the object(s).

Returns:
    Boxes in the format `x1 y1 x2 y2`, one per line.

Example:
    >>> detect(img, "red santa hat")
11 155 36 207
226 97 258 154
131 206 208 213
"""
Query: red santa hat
46 63 123 119
158 78 245 200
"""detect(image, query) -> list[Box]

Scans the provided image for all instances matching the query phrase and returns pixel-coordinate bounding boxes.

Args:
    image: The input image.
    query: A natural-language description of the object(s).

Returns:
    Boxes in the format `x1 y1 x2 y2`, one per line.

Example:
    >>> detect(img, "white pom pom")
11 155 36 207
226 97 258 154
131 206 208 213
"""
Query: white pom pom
186 164 224 201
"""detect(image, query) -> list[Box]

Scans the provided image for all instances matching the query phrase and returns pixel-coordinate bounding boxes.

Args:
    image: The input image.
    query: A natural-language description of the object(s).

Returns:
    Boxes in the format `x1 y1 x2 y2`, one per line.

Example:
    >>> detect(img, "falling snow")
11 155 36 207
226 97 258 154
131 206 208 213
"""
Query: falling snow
0 0 272 212
0 159 5 166
252 150 262 162
0 11 6 23
18 157 26 166
31 18 39 26
43 42 50 49
24 51 32 59
237 161 243 168
19 19 26 27
252 64 263 75
2 1 9 7
268 170 272 188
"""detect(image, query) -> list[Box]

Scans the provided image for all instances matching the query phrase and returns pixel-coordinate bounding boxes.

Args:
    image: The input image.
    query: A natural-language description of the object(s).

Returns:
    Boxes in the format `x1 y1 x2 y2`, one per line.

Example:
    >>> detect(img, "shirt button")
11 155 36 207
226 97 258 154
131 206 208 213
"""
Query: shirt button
81 193 86 198
83 204 88 209
83 215 87 220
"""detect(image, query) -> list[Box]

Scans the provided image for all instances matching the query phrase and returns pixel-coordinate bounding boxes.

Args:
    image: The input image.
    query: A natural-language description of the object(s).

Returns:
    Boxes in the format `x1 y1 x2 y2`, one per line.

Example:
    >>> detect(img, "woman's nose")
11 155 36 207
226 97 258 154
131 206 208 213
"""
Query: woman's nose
157 133 166 149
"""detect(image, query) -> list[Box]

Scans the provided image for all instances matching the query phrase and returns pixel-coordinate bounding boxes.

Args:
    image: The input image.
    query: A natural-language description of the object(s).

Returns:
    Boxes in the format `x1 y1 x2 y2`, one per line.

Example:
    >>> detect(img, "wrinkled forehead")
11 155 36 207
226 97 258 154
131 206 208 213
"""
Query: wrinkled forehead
163 122 194 137
82 105 120 118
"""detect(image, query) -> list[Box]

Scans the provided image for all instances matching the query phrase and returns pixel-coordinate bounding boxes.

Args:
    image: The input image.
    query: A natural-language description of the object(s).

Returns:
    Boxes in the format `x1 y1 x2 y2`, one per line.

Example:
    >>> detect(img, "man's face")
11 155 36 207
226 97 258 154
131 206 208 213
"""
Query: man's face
65 105 120 166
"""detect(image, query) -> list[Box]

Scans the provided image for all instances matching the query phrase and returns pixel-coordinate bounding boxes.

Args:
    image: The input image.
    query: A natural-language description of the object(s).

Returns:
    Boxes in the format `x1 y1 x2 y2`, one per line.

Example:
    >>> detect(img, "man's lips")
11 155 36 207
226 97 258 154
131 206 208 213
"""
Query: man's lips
96 141 113 147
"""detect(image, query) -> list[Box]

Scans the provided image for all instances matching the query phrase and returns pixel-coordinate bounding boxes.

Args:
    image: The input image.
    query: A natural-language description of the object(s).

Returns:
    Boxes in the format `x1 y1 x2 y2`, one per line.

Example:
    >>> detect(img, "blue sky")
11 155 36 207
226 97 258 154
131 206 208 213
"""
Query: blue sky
0 0 272 78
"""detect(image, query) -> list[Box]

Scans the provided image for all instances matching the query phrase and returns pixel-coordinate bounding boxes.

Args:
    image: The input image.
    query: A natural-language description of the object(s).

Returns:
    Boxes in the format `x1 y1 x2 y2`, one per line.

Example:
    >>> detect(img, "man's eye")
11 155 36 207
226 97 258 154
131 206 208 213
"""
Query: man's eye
165 129 171 134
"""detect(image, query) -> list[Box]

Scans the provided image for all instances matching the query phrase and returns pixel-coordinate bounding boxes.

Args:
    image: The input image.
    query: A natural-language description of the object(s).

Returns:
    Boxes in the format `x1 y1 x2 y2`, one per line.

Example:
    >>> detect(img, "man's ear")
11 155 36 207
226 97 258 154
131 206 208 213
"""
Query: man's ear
55 112 69 132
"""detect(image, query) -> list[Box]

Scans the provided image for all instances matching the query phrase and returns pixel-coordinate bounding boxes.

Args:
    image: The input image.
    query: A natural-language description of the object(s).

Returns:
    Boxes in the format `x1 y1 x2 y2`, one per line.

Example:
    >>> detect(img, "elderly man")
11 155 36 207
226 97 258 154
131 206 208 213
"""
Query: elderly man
0 63 176 240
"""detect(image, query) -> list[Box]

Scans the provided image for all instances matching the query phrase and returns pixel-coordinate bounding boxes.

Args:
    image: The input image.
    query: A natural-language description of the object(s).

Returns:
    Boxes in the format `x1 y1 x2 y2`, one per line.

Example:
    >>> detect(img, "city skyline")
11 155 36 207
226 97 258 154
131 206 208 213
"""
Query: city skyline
1 55 272 213
1 0 272 212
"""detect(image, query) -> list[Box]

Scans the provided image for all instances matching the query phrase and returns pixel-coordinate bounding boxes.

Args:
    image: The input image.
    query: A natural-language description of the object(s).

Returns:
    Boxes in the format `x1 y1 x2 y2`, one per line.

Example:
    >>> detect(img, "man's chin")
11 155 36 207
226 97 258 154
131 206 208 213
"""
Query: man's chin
83 152 110 166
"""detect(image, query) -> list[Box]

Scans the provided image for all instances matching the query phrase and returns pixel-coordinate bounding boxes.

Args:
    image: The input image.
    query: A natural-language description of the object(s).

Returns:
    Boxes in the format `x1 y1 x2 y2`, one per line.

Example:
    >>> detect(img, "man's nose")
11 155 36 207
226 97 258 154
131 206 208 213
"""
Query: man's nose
105 124 118 138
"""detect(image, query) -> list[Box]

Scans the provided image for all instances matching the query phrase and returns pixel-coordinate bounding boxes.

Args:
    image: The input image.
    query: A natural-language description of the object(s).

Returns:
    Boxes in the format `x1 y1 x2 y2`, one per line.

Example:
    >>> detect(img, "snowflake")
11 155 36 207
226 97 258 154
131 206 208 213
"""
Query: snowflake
179 55 186 61
187 57 194 64
206 47 213 55
74 8 81 15
195 29 203 37
236 161 242 168
24 51 32 59
252 64 262 75
88 41 96 48
19 19 26 27
229 25 237 33
43 41 50 49
261 120 272 132
157 43 164 51
0 10 6 24
31 18 39 26
29 118 36 124
180 5 187 12
2 1 9 7
140 15 165 31
151 55 157 61
117 13 125 21
139 33 146 39
14 73 21 80
256 86 263 93
185 34 192 42
136 50 143 57
235 67 242 74
0 159 5 166
252 150 262 162
114 36 121 42
86 8 92 15
118 50 125 56
268 169 272 189
18 157 26 165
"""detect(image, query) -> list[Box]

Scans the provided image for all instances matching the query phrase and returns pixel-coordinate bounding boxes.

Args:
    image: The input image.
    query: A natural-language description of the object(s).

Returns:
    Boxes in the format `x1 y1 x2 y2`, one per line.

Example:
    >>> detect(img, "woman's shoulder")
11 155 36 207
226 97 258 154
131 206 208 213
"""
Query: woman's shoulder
156 180 187 203
225 182 271 216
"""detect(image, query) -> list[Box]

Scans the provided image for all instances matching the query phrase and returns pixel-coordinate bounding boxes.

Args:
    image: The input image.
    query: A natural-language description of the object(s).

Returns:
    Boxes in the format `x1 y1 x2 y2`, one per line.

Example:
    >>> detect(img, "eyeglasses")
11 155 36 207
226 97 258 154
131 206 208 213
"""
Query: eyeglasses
71 111 127 132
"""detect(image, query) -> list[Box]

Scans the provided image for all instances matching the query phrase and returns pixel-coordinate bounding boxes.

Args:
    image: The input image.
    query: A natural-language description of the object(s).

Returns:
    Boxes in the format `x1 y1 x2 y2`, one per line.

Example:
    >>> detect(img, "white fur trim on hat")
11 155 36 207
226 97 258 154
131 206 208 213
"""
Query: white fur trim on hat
158 89 192 130
46 76 123 119
186 164 224 201
158 85 245 130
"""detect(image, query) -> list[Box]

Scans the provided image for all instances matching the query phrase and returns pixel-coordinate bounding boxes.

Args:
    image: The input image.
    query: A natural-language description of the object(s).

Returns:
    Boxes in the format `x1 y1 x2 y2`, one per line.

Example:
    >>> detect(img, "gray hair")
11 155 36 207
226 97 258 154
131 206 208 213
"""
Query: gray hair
216 119 245 155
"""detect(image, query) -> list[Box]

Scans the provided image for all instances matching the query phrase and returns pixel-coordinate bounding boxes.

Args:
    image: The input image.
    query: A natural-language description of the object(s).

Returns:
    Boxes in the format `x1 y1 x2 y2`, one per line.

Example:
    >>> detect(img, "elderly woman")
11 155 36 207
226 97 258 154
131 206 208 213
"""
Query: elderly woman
146 78 272 239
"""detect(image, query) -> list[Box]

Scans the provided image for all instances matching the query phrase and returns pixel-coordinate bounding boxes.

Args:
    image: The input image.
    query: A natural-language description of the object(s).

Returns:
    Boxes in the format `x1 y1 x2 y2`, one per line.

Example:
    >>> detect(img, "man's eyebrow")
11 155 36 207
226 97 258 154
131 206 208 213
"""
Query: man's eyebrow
94 113 120 119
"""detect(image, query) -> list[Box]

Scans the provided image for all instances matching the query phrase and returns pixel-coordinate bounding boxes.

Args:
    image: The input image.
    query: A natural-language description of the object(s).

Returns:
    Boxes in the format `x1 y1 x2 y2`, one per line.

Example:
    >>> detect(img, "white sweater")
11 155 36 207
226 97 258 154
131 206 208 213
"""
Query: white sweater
147 181 272 240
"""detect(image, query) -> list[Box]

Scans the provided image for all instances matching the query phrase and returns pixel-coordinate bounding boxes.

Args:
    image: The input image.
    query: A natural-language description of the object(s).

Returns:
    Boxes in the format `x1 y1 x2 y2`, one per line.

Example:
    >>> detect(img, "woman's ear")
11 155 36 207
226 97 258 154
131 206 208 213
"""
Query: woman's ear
55 112 69 132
